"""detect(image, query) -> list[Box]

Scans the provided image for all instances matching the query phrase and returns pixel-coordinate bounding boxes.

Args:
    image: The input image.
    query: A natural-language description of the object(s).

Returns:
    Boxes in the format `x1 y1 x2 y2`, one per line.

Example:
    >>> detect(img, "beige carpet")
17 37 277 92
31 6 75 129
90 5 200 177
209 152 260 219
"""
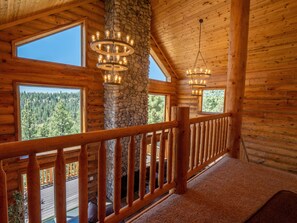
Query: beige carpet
132 156 297 223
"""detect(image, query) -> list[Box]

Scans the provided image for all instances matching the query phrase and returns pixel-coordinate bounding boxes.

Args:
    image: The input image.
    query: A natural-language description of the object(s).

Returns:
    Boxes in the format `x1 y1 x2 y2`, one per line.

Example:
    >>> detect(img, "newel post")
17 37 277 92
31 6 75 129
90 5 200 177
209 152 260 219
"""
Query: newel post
172 106 190 194
226 0 250 158
0 161 8 223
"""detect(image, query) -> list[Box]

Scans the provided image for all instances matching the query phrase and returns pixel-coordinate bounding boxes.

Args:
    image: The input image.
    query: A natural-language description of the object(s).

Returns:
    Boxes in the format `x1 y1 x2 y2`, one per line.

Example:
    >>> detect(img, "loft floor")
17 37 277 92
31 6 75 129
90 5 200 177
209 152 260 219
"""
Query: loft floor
131 156 297 223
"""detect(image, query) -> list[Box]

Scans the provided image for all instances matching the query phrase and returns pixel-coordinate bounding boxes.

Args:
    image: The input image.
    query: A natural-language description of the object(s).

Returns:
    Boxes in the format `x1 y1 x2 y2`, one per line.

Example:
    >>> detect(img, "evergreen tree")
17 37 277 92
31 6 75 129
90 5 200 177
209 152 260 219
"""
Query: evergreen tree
148 95 165 124
48 100 75 137
21 99 38 140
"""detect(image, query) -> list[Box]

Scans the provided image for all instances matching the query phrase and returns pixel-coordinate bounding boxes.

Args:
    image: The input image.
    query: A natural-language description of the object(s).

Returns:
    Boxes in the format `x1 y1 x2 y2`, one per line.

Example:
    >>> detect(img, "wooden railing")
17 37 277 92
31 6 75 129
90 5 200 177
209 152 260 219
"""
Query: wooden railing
0 107 231 223
187 113 231 179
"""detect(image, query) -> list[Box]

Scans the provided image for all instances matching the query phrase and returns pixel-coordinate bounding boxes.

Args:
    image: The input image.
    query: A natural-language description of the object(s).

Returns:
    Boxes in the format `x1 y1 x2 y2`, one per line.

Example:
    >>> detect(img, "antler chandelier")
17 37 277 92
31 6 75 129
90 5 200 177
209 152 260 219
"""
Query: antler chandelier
186 19 211 95
90 29 134 85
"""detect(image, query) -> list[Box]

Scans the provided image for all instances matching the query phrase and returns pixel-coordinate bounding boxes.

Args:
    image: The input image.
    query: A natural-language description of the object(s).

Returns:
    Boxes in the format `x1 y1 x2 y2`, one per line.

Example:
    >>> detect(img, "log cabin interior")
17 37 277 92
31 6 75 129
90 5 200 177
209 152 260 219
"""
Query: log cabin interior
0 0 296 222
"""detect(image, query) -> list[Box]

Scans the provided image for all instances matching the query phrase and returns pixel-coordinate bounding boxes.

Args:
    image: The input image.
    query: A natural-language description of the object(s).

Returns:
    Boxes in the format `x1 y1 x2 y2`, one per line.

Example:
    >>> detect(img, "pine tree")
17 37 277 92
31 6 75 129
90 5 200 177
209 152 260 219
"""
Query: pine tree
48 100 75 137
21 99 38 140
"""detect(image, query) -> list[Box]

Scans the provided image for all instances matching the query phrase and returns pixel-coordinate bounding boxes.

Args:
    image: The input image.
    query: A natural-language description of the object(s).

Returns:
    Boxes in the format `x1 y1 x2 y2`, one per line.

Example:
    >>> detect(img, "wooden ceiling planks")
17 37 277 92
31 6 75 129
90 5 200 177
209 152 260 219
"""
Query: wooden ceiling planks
151 0 231 78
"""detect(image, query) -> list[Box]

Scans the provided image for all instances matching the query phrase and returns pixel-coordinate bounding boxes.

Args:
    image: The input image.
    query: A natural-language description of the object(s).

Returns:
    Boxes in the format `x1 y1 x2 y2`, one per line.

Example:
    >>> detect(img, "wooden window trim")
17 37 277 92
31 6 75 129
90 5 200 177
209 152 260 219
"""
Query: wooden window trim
12 19 87 67
15 82 87 142
198 87 226 115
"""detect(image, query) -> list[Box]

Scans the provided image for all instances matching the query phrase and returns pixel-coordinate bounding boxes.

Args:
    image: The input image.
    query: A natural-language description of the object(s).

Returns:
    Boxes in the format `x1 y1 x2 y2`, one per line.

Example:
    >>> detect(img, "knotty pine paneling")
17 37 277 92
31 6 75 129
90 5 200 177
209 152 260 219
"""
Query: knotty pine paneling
175 0 297 173
0 0 105 200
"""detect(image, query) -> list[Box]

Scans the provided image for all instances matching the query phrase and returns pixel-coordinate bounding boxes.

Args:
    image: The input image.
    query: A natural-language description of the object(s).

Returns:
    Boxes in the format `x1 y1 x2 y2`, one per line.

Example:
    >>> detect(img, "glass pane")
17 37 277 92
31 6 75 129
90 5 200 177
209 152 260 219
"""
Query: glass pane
19 85 81 140
148 94 166 124
17 26 82 66
202 89 225 113
149 55 167 81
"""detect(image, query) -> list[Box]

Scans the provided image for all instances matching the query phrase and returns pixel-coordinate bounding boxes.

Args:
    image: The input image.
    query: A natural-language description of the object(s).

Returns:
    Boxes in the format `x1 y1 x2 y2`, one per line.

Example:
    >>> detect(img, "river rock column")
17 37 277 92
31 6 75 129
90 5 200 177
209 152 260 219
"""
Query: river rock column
104 0 151 200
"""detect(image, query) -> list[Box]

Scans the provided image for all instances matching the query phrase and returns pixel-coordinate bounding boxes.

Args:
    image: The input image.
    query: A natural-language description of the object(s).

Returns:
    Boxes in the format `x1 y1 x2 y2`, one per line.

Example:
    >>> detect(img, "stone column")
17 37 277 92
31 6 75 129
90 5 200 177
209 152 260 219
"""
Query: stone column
104 0 151 200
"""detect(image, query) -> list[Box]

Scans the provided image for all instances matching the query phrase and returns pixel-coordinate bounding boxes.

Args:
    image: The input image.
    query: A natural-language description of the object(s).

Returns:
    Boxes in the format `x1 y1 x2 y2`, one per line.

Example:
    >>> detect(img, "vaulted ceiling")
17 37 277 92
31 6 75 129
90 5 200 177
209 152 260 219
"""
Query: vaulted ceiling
1 0 296 79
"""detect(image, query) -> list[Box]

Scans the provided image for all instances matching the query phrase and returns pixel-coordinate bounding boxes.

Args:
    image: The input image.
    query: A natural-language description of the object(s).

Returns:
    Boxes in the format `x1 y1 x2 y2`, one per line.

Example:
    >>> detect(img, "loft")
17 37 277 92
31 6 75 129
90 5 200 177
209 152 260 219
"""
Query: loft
0 0 296 223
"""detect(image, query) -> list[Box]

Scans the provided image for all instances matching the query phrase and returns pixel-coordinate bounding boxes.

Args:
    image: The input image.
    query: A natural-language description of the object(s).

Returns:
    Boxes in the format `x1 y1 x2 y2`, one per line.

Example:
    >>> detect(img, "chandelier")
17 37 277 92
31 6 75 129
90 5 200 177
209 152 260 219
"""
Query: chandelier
186 19 211 95
90 30 134 85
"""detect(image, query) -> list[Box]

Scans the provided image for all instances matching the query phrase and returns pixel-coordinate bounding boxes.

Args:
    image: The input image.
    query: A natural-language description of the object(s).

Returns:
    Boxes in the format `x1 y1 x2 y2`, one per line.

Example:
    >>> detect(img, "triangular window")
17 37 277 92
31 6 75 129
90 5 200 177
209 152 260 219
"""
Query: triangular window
149 55 168 82
16 24 83 66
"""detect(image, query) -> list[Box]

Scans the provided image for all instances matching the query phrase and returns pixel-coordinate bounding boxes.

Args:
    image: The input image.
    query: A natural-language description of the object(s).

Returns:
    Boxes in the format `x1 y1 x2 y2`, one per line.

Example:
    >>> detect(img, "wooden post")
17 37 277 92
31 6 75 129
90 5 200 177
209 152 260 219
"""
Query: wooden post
27 154 41 223
98 141 106 222
0 161 8 223
79 145 88 223
173 107 190 194
226 0 250 158
55 149 66 223
114 138 122 214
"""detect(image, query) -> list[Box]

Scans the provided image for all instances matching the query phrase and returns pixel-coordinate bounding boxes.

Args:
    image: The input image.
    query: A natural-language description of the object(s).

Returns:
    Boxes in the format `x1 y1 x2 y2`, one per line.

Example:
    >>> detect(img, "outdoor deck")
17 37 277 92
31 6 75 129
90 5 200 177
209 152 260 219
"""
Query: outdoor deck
41 178 79 222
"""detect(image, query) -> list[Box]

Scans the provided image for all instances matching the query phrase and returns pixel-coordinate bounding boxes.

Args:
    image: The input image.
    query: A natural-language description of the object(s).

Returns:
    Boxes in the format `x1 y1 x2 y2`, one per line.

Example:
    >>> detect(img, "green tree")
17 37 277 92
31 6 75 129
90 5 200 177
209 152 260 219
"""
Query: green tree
202 90 225 113
48 100 75 137
148 95 165 124
21 99 38 140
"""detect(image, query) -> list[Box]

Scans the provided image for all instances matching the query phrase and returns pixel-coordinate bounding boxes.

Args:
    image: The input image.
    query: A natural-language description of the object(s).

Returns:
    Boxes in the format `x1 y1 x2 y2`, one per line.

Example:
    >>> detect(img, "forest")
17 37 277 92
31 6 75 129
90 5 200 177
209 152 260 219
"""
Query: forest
20 91 81 140
20 91 166 140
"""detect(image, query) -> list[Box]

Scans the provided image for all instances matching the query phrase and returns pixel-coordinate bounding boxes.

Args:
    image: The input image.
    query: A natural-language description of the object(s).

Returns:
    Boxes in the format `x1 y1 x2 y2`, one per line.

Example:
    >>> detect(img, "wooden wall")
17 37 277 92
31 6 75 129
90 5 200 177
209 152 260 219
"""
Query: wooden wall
0 0 105 199
176 0 297 173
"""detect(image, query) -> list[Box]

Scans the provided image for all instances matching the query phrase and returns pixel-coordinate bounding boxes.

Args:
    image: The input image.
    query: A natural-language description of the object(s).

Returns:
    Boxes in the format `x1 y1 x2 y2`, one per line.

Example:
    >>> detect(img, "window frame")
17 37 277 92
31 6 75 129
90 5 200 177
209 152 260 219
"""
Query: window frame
15 82 86 142
12 20 86 67
199 87 226 114
148 93 169 124
149 49 172 82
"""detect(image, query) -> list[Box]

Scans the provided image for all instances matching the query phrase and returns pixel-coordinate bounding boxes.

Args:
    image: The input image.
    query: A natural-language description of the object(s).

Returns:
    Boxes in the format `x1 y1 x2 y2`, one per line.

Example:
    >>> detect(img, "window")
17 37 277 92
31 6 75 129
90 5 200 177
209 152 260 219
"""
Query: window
18 85 83 141
149 55 168 82
16 24 84 66
148 94 166 124
202 89 225 113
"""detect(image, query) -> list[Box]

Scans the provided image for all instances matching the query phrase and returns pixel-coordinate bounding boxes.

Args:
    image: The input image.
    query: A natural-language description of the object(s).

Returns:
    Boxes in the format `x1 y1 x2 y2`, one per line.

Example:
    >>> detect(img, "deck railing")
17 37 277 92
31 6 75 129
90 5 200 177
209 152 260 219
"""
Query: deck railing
0 107 231 223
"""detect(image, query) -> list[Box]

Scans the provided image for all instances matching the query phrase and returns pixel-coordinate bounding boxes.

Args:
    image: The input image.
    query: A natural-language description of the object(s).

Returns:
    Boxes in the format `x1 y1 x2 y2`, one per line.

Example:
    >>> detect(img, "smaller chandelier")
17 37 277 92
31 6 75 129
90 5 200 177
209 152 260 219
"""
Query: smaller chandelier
90 30 134 85
186 19 211 94
191 87 202 96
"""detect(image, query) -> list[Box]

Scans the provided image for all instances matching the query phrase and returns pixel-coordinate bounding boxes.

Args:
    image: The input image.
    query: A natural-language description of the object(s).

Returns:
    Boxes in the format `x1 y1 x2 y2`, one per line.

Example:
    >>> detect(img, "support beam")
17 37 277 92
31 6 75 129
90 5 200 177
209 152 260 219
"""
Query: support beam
226 0 250 158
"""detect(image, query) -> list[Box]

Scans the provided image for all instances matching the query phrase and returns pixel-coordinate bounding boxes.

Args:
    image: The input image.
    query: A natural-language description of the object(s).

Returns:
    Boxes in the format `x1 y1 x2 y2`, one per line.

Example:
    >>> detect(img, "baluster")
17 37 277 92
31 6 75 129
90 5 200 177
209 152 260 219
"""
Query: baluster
224 117 228 150
221 118 226 151
194 123 199 167
27 154 41 223
127 135 135 207
98 141 106 223
219 118 223 153
158 130 165 189
150 131 157 194
196 123 201 166
55 149 66 223
215 119 219 155
205 121 209 161
200 122 206 164
167 128 173 183
191 124 196 169
114 138 122 214
79 145 88 223
209 120 214 158
139 133 147 199
49 168 53 184
0 161 8 223
189 125 193 171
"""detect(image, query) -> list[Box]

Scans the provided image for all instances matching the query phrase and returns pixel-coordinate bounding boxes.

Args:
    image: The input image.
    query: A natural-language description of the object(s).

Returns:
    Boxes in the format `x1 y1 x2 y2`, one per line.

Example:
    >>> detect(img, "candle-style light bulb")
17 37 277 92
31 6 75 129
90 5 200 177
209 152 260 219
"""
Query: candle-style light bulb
105 30 110 38
130 39 134 46
91 35 95 42
126 35 130 42
117 32 121 39
115 46 119 53
96 31 100 40
107 45 110 52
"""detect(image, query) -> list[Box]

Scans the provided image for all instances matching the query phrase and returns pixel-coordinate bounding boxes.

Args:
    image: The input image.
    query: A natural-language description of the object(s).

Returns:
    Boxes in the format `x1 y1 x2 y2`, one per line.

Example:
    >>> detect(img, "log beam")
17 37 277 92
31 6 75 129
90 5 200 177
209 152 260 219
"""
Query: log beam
226 0 251 158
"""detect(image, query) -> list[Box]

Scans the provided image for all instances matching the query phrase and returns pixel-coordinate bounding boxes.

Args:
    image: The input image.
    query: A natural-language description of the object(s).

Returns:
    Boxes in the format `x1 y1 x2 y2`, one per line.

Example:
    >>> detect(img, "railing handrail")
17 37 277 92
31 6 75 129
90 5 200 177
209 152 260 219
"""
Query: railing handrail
189 112 232 124
0 120 178 160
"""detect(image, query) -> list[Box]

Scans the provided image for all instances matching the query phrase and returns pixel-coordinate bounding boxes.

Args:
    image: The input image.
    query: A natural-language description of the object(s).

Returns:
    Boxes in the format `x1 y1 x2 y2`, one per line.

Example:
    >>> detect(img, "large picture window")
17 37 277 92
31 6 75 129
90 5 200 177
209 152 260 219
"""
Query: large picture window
18 85 83 141
202 89 225 113
15 24 84 66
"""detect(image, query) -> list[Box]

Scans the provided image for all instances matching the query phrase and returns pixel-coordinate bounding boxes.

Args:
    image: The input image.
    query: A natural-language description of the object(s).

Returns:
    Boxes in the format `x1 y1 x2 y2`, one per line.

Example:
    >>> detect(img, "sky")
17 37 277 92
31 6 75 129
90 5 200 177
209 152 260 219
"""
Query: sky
149 55 167 81
17 25 82 66
19 85 80 93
